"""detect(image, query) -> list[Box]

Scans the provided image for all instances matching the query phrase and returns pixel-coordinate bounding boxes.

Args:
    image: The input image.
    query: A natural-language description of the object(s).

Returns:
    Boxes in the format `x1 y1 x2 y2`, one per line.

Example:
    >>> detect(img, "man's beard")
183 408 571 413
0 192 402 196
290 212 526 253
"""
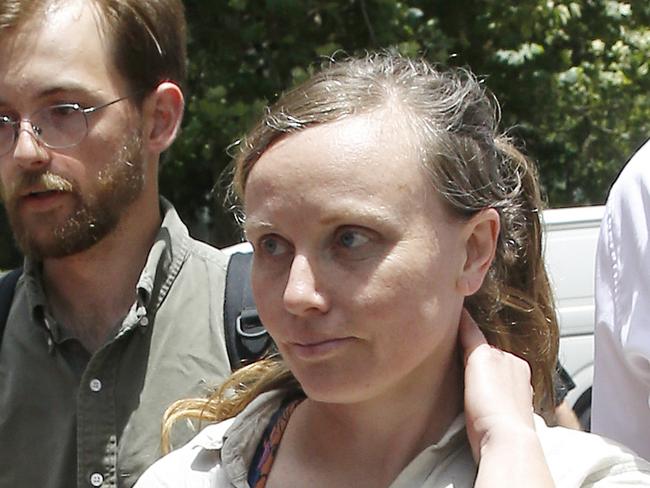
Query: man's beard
1 132 146 260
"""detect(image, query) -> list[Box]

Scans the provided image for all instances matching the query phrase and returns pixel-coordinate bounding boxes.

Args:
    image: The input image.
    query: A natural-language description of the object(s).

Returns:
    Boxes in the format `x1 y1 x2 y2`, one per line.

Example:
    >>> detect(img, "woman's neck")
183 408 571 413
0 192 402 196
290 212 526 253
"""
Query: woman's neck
267 351 464 488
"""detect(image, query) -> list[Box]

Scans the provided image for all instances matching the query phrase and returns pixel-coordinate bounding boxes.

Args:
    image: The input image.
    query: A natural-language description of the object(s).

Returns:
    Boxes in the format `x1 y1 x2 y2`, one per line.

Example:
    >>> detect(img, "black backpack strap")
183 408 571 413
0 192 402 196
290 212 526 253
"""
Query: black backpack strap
0 267 22 348
554 362 576 405
223 252 272 370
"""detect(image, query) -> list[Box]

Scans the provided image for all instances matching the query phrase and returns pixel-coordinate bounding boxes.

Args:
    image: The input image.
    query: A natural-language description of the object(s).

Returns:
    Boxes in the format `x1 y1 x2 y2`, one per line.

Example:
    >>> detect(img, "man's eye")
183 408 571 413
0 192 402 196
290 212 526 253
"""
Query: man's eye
0 115 14 126
48 104 80 117
260 236 289 256
337 229 370 249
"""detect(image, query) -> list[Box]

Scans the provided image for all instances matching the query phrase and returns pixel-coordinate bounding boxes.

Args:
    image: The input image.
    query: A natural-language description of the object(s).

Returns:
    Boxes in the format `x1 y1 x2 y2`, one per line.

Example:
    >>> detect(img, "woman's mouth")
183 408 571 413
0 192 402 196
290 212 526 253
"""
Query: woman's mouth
288 337 356 360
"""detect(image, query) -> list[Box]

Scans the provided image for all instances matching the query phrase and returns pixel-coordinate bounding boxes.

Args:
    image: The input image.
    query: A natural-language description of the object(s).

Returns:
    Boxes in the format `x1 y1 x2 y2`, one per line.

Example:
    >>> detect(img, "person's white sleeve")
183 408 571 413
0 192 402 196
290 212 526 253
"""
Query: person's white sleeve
592 141 650 460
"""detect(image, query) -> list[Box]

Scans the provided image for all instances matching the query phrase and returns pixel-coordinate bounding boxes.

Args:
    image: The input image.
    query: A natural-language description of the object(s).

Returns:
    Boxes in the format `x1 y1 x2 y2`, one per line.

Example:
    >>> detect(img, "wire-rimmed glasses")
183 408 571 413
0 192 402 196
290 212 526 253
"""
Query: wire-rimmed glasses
0 94 135 157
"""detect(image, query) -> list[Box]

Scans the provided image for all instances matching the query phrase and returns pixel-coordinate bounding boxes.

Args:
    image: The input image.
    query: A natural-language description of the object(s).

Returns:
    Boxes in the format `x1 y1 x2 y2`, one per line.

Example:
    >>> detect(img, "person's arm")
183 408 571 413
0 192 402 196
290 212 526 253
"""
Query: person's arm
459 310 555 488
592 152 650 459
554 400 581 430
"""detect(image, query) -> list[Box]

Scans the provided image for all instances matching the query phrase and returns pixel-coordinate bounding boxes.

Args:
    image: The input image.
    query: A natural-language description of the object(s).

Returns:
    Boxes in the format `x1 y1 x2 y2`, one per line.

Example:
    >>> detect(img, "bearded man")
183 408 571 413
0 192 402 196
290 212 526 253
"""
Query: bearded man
0 1 233 487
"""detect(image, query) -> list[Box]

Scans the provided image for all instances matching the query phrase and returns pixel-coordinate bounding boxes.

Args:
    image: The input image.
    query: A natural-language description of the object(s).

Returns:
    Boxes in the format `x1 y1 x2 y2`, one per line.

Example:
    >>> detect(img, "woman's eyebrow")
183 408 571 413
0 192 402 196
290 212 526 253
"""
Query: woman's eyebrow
318 207 392 226
243 219 274 235
244 206 393 231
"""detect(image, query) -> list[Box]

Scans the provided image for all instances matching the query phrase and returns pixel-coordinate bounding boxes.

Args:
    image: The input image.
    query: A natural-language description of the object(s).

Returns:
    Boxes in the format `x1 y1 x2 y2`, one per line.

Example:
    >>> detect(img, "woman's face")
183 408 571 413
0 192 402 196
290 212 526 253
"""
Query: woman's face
244 109 473 405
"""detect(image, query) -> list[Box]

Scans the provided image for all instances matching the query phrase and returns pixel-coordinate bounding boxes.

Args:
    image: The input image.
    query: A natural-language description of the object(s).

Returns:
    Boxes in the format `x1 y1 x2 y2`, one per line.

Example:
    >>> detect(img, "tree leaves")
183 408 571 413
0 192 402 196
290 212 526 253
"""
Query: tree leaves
1 0 647 266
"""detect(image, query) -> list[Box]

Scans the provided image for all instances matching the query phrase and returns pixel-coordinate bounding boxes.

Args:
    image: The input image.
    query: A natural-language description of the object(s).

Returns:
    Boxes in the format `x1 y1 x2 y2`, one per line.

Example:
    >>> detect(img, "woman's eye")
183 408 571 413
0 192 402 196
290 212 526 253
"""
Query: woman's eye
337 229 370 249
259 236 289 256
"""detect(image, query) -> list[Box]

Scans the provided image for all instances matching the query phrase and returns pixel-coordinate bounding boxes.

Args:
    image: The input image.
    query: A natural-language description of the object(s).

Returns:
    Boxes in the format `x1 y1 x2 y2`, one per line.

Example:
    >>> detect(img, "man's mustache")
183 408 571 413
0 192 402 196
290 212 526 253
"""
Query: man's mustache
5 171 74 201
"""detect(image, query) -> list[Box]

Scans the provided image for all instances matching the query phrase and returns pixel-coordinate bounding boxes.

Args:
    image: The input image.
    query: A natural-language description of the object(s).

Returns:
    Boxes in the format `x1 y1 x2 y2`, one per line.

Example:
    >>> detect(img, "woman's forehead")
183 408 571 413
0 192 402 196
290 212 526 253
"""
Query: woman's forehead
250 111 420 183
243 111 444 225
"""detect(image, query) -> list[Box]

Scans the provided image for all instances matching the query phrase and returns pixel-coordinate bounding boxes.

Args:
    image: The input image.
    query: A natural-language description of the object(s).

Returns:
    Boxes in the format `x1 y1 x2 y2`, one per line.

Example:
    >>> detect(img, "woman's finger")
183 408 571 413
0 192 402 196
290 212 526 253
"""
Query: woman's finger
459 308 489 363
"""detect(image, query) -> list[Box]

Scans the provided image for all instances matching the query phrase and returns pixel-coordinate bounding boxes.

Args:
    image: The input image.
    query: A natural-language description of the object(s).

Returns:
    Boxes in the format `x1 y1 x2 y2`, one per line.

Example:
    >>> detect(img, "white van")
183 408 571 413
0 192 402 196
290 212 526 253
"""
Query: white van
542 205 605 430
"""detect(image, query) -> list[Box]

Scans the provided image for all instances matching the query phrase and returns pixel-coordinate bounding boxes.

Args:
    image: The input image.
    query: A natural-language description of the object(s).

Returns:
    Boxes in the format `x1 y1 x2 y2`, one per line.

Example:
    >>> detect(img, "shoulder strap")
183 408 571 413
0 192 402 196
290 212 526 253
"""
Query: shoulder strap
223 252 272 370
0 267 22 348
554 362 576 405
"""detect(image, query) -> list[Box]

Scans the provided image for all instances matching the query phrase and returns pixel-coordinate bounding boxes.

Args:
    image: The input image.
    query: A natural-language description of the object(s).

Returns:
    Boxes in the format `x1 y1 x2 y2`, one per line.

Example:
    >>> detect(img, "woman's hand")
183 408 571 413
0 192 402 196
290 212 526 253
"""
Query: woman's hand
459 308 535 460
459 309 555 487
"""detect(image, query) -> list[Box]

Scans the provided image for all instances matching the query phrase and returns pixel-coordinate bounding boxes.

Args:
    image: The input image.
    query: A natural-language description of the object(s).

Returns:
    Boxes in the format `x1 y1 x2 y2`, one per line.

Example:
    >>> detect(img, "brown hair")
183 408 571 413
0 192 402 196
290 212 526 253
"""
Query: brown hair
0 0 186 104
163 53 559 451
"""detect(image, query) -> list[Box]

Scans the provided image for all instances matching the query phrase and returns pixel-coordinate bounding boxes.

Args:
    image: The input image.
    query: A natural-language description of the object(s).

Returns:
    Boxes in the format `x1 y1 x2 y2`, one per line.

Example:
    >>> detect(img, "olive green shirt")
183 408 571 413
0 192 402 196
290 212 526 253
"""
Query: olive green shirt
0 199 232 488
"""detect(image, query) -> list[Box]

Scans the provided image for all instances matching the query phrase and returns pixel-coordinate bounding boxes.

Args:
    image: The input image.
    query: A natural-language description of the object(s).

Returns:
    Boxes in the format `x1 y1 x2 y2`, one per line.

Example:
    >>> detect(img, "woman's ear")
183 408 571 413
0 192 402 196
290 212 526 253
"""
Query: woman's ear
142 81 185 155
456 208 500 296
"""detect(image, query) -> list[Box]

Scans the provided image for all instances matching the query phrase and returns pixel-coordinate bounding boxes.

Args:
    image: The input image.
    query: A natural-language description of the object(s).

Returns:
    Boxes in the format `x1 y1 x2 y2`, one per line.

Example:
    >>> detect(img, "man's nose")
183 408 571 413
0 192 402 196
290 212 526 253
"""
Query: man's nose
12 122 49 169
283 254 330 316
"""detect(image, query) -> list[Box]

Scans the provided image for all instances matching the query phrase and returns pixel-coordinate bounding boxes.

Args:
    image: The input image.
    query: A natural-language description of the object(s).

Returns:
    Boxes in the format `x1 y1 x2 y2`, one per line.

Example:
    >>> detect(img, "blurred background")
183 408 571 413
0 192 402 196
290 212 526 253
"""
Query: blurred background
1 0 648 267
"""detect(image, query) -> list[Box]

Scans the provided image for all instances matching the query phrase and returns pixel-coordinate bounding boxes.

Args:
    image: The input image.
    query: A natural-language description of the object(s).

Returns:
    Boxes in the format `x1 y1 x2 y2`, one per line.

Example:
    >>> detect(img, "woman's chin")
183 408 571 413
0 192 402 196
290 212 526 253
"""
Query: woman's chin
291 369 372 405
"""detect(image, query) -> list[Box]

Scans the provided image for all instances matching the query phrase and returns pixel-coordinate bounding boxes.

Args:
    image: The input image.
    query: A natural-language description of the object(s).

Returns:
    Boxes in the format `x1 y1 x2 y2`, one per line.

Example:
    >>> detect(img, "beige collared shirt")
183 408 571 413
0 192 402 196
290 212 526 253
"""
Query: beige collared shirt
0 198 231 488
136 389 650 488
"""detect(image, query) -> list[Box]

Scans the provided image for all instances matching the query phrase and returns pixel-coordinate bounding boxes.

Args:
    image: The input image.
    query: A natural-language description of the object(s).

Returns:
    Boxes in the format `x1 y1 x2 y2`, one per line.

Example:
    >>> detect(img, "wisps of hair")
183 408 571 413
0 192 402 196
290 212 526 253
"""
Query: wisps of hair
161 358 300 453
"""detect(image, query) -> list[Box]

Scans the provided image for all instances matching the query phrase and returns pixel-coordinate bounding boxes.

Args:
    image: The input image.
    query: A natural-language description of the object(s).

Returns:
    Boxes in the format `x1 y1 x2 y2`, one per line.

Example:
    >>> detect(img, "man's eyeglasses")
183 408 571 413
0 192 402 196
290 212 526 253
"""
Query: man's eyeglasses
0 94 136 157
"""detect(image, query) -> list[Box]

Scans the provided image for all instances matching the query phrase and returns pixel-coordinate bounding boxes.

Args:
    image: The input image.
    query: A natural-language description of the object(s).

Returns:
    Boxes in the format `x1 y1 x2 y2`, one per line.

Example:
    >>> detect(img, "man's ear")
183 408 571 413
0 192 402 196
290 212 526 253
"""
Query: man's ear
143 81 184 154
456 208 500 296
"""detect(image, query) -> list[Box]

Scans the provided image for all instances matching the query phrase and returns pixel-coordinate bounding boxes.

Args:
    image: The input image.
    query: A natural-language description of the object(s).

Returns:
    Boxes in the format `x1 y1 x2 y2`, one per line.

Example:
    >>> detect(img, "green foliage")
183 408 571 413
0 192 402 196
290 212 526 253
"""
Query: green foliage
1 0 648 265
165 0 650 248
164 0 454 246
462 0 650 204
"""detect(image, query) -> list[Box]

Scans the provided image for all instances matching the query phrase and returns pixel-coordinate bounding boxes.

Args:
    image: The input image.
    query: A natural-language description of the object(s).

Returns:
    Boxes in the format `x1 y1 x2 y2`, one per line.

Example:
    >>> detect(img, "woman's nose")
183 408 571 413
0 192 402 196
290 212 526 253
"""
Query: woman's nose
283 254 329 316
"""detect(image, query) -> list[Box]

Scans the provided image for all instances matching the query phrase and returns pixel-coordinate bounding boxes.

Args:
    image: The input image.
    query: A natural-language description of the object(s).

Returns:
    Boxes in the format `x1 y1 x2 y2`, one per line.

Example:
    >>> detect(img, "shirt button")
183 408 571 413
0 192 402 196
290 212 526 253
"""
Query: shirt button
90 472 103 486
89 378 102 392
139 316 149 326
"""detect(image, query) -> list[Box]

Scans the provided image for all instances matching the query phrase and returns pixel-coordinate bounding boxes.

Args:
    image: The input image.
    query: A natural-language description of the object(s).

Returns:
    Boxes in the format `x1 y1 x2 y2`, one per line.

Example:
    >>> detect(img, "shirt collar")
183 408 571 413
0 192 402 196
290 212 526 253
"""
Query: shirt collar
206 393 469 455
22 197 192 336
209 391 469 485
135 197 191 312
